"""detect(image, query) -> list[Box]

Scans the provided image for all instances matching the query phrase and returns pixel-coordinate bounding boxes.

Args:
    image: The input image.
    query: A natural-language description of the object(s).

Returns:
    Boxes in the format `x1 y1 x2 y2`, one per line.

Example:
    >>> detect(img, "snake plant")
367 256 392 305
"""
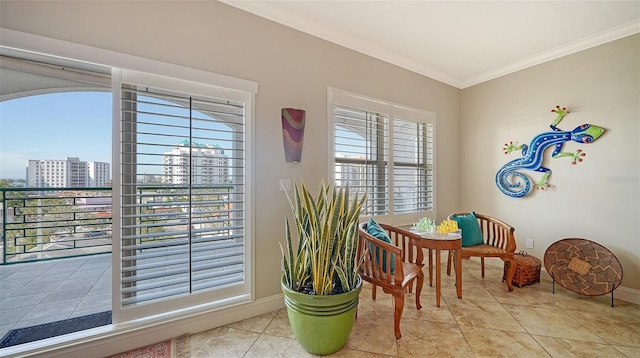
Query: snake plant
280 181 366 295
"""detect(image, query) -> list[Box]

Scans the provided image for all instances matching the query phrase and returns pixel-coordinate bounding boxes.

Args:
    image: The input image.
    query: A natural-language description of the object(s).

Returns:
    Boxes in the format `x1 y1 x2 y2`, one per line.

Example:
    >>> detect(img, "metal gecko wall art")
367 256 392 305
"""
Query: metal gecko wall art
495 106 605 198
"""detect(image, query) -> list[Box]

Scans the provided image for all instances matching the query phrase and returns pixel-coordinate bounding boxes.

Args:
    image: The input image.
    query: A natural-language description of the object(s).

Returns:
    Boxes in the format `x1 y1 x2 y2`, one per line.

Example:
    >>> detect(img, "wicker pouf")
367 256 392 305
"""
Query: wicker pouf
502 252 541 288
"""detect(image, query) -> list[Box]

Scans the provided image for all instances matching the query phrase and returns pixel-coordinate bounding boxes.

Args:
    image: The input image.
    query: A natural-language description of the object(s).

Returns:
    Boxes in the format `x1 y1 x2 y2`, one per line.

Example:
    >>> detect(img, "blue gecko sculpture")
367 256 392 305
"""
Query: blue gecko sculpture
496 106 605 198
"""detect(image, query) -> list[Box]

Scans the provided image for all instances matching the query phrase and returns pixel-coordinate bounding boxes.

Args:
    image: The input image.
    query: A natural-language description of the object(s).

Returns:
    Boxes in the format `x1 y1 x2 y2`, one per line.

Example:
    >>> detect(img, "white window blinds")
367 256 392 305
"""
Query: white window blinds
393 118 434 213
334 106 389 216
330 89 435 218
114 70 252 321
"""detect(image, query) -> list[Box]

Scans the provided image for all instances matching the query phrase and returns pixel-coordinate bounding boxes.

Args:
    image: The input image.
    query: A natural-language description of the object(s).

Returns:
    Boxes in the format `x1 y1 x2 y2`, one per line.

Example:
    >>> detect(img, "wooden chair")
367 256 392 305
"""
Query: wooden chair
357 222 425 339
446 213 517 291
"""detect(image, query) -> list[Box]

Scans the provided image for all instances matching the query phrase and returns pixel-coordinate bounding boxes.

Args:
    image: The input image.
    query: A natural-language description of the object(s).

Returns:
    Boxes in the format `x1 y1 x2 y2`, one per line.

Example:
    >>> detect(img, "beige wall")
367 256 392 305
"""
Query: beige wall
460 34 640 291
0 1 461 301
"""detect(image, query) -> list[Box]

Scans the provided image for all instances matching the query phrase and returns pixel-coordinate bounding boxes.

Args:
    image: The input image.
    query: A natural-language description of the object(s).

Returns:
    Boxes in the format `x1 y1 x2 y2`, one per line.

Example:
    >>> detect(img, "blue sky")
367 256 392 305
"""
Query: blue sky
0 91 111 179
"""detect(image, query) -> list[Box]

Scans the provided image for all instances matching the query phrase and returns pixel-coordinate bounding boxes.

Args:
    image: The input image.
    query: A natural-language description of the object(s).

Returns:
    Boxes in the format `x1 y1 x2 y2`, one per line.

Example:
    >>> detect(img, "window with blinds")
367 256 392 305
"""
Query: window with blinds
330 89 435 218
115 70 252 320
393 118 434 213
334 107 389 216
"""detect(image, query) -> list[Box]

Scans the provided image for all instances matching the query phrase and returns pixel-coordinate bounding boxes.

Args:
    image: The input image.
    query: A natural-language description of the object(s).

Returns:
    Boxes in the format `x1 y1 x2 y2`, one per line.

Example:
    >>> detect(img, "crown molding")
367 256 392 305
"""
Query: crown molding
461 19 640 88
222 2 639 90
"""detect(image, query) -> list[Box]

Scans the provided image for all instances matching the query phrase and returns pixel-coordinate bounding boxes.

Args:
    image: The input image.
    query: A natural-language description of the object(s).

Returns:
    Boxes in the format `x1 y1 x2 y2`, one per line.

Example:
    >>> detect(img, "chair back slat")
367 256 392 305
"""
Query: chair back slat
380 223 423 266
471 213 515 251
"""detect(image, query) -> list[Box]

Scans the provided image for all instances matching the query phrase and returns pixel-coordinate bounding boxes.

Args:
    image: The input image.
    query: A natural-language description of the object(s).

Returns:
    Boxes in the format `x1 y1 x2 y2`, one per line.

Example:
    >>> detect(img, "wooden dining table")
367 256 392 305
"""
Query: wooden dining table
408 229 462 307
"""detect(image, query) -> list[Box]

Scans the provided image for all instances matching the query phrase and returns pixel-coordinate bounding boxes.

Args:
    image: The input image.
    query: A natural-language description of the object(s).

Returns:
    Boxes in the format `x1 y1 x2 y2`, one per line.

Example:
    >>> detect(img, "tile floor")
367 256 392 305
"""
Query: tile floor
179 259 640 357
0 254 112 339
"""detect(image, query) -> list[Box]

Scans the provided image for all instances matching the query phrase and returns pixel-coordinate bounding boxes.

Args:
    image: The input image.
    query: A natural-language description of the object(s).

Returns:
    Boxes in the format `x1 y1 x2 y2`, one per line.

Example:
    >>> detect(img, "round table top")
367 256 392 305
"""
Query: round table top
409 230 461 240
544 238 623 296
408 229 462 249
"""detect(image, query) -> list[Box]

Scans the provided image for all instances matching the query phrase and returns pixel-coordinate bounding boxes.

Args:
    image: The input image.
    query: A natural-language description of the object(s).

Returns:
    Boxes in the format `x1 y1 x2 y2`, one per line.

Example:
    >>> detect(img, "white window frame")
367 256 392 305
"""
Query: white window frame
112 68 255 322
0 28 257 350
328 87 436 225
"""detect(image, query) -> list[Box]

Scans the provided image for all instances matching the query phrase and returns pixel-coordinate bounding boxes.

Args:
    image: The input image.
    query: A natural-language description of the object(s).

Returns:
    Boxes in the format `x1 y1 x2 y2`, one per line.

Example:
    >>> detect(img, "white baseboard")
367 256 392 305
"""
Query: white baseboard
609 286 640 305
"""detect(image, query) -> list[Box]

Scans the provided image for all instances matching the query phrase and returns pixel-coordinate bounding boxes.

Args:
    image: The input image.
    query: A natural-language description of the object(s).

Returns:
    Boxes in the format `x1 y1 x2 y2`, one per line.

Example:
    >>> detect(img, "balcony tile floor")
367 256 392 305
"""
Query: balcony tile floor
2 255 640 357
0 254 112 340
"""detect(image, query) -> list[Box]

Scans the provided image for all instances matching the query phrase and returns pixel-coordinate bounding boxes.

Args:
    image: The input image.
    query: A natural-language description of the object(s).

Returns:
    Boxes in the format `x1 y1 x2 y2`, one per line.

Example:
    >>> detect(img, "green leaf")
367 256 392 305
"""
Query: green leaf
279 181 367 295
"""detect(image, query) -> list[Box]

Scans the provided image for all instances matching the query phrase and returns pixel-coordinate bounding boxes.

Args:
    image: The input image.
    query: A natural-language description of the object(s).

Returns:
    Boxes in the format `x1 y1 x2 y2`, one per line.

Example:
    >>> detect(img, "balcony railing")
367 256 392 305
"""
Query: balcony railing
1 185 235 265
1 187 113 264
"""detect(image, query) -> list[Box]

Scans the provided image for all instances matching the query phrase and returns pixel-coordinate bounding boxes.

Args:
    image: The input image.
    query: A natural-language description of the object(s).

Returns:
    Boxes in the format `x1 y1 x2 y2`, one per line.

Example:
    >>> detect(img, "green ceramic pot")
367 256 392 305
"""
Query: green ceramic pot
281 275 362 355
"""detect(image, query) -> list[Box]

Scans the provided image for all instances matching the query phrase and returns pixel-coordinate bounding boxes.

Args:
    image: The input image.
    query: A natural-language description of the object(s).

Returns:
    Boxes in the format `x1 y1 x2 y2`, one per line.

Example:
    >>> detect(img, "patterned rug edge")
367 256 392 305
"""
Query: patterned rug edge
174 334 191 357
107 339 173 358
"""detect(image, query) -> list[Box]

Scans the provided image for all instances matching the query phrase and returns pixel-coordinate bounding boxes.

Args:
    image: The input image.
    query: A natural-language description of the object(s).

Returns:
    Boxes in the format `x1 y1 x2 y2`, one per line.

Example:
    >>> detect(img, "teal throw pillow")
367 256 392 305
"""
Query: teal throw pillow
451 212 484 247
366 217 395 274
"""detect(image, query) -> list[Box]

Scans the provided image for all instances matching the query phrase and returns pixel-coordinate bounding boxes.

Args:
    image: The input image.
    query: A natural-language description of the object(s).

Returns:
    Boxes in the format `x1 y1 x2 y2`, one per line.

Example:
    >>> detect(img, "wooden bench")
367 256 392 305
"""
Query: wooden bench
358 222 424 339
446 213 517 291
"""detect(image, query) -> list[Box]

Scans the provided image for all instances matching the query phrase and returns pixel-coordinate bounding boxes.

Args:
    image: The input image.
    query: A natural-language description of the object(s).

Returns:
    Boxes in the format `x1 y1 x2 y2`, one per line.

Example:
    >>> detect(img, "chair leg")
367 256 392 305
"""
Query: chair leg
414 273 424 311
481 257 485 277
502 261 508 282
393 294 405 340
504 258 516 292
428 248 433 286
372 284 377 300
446 250 453 275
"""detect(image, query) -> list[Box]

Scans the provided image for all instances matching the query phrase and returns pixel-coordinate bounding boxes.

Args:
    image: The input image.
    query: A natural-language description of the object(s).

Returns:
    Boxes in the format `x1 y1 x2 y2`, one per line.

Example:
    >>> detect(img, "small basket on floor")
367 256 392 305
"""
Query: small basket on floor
502 251 541 288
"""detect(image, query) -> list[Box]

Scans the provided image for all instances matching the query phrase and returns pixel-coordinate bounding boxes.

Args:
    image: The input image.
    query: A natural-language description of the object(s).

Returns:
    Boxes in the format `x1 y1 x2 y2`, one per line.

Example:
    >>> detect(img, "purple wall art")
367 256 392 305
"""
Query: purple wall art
281 108 306 163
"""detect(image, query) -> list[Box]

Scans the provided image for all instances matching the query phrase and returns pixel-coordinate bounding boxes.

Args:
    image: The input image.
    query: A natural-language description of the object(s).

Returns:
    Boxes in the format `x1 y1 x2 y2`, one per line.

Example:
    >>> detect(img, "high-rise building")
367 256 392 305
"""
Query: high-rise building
26 157 110 188
88 161 111 187
163 140 229 185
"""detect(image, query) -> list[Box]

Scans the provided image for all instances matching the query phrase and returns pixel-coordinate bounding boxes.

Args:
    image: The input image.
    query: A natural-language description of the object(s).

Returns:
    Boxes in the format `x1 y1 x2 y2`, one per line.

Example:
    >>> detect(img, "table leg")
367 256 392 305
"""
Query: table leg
435 249 441 307
455 249 462 299
428 248 433 287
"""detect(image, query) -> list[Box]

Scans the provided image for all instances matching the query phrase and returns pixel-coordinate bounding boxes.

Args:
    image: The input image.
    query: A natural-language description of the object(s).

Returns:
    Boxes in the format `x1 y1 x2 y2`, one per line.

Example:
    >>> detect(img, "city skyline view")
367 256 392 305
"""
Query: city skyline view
0 91 111 179
0 91 233 182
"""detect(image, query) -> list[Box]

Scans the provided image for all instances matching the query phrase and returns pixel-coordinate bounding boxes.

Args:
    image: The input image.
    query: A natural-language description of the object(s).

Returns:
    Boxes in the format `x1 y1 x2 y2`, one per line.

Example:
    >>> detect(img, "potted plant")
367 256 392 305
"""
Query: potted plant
280 181 366 355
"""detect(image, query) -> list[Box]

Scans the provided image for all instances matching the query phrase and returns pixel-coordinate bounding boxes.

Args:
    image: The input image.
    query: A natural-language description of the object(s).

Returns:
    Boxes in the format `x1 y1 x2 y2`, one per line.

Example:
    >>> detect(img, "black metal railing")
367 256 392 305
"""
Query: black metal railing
1 185 235 264
1 187 113 264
